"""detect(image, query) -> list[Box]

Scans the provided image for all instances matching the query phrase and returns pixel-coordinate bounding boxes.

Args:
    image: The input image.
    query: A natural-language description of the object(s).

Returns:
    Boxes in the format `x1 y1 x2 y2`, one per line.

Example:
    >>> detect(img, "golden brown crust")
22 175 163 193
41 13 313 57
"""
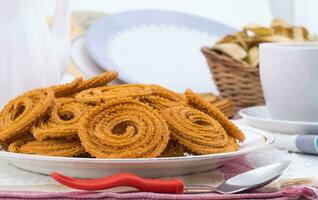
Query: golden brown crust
50 78 83 98
0 89 54 142
50 71 118 98
185 89 245 142
75 84 153 105
137 85 186 110
8 139 85 157
138 95 185 110
161 106 238 154
75 71 118 92
1 133 34 151
148 85 186 104
0 72 243 158
32 98 88 141
181 93 236 118
213 99 236 118
75 84 186 106
78 98 170 158
160 139 185 157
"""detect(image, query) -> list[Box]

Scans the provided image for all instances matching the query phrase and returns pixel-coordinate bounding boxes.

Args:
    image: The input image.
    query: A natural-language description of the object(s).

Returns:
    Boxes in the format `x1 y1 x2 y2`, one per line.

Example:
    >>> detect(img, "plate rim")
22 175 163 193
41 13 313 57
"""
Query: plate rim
239 106 318 126
71 37 104 78
0 126 273 163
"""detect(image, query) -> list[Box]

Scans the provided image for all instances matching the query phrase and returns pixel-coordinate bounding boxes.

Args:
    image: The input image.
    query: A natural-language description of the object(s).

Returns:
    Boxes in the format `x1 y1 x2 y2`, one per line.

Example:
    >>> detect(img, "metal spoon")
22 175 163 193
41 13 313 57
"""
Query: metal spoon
186 160 291 193
51 160 291 194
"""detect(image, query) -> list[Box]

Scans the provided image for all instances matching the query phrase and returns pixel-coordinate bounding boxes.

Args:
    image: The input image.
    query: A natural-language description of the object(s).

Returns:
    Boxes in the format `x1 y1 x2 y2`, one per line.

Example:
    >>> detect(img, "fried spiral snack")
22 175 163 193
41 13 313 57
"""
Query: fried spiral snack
32 98 88 141
8 139 85 157
50 78 82 98
1 133 34 151
78 98 170 158
0 89 54 142
75 84 153 105
161 106 239 154
75 71 118 92
160 139 185 157
50 71 117 98
138 95 184 110
138 85 186 110
75 84 186 106
148 85 186 104
0 71 244 158
185 89 245 142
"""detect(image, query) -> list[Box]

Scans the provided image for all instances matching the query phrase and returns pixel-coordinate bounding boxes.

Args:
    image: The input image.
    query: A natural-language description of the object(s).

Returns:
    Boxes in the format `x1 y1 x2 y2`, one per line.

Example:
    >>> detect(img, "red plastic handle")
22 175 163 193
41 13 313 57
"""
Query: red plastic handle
51 172 184 194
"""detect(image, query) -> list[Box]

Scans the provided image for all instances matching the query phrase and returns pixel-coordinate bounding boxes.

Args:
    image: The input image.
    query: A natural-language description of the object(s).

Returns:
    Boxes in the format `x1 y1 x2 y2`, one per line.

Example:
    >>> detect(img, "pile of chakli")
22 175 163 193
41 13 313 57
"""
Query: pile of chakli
0 72 244 158
213 19 318 68
192 93 235 118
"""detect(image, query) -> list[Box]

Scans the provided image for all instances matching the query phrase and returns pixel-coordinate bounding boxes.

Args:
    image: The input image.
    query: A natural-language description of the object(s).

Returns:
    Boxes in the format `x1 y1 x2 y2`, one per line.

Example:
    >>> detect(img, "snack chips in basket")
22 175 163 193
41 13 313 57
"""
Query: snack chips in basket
213 19 318 68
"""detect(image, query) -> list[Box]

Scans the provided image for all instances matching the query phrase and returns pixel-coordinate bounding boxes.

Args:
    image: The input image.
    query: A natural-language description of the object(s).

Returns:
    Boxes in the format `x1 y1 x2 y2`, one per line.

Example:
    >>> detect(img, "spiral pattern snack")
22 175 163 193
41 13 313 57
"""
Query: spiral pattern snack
0 71 244 158
50 71 117 98
182 93 236 118
185 89 245 142
1 133 34 151
32 98 88 141
50 78 82 98
138 95 184 110
148 85 186 104
161 106 239 154
78 98 170 158
8 139 84 157
138 85 186 110
160 139 185 157
74 71 118 92
75 84 153 105
0 89 54 142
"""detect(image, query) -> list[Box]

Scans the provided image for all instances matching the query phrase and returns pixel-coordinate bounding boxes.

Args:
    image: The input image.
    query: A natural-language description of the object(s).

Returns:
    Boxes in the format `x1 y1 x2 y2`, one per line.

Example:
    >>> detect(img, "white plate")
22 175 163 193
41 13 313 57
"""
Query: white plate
0 126 272 178
71 37 124 85
85 10 236 93
239 106 318 135
71 37 104 78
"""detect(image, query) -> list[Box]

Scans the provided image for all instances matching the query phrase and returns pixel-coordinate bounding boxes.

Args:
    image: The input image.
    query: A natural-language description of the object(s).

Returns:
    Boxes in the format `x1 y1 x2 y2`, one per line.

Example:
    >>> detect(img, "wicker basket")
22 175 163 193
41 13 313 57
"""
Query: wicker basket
201 47 264 107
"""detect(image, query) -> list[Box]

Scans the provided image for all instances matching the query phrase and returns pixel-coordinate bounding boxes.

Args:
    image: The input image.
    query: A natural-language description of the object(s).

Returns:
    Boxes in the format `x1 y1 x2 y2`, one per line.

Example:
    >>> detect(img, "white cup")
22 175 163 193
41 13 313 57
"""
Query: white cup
260 43 318 122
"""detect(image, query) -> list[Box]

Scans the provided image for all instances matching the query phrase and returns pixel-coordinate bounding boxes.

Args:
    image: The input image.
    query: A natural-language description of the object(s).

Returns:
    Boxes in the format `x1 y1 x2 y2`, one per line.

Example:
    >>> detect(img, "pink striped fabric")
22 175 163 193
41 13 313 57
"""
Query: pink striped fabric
0 186 317 200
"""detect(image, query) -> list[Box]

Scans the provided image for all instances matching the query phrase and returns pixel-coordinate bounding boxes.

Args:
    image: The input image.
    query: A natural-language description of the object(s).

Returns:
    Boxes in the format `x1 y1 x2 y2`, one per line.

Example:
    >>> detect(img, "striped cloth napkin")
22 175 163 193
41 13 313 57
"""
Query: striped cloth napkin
235 119 318 155
273 134 318 155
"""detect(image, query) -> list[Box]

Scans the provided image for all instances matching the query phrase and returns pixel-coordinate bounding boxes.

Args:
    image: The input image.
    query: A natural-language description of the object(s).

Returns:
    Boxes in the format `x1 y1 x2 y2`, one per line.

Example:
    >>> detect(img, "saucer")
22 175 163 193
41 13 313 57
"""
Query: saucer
239 106 318 135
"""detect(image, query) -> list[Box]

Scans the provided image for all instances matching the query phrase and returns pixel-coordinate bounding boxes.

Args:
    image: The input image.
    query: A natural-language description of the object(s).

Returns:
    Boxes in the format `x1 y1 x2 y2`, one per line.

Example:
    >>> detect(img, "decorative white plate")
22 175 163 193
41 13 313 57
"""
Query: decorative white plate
71 37 124 85
0 126 273 178
85 10 236 93
239 106 318 135
71 37 104 78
